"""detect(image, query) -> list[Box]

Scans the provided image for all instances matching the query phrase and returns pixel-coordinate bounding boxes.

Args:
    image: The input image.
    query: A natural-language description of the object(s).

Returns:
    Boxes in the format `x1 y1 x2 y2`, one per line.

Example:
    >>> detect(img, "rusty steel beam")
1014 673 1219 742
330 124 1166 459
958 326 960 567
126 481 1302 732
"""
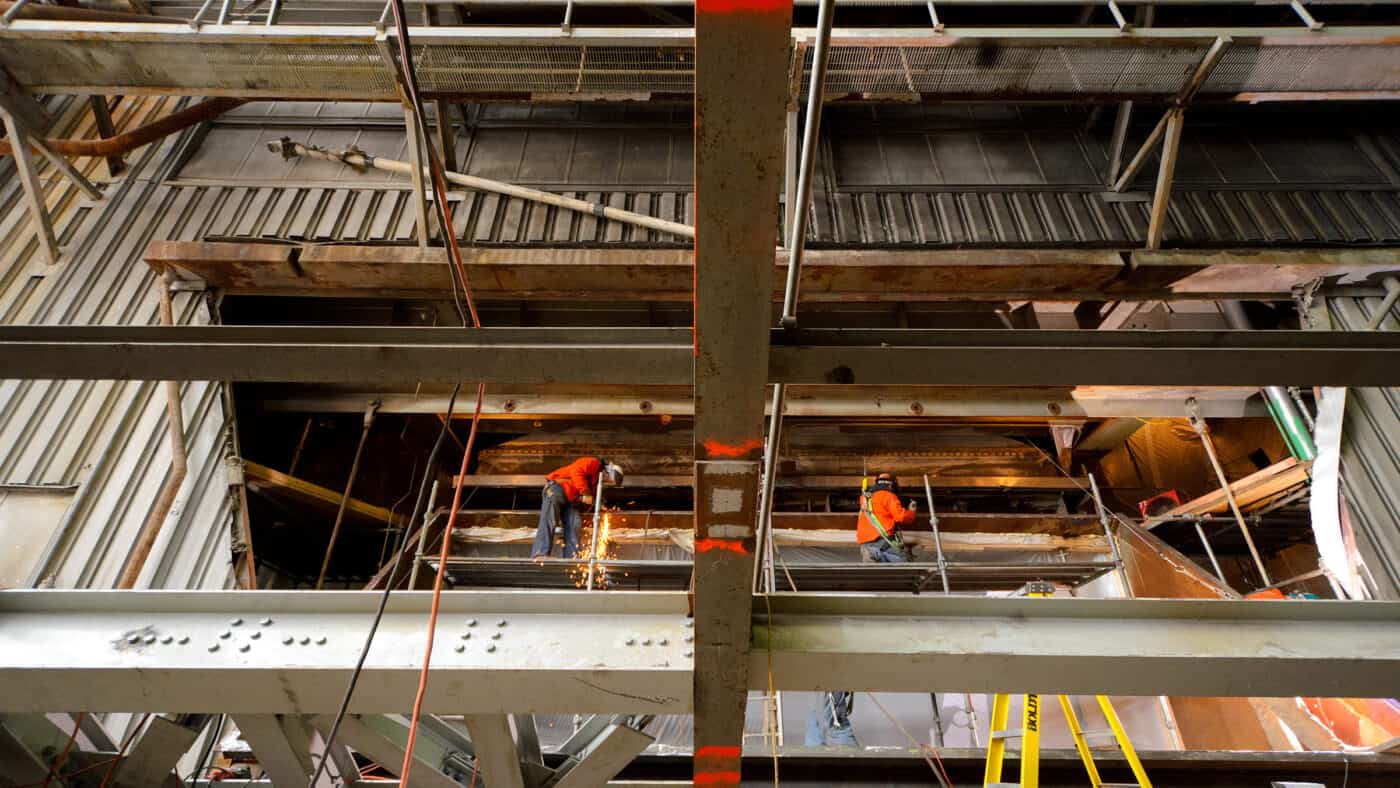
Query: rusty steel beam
690 0 792 785
0 97 244 157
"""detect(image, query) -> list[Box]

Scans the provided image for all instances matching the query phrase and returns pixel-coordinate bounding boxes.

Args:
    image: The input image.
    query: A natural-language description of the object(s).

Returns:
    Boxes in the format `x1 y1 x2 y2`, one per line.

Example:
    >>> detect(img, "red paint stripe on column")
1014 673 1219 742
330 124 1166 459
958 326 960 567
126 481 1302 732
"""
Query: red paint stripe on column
696 746 743 759
702 438 763 458
696 0 787 14
695 538 750 555
695 771 743 785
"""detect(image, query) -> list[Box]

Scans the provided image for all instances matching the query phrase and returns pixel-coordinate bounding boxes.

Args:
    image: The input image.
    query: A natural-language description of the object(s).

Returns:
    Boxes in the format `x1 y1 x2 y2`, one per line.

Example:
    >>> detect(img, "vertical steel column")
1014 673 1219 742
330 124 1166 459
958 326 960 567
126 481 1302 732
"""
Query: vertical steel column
1 110 59 264
692 0 792 781
87 96 126 176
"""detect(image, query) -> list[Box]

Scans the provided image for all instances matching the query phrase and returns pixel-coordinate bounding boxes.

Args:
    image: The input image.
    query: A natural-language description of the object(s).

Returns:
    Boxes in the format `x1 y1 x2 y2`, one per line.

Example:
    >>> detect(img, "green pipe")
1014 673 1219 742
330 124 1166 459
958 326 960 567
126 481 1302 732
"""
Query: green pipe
1265 385 1317 462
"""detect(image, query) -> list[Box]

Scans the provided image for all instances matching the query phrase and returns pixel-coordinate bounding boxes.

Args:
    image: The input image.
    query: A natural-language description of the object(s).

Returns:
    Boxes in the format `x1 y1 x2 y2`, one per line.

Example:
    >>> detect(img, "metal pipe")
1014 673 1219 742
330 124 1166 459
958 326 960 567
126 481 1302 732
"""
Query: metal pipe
1219 301 1317 461
189 0 217 27
756 0 835 593
1365 276 1400 330
922 474 950 594
408 480 439 588
1193 520 1230 588
1185 397 1272 587
274 138 693 240
314 400 380 590
778 0 836 327
585 471 605 590
1287 387 1316 432
1088 473 1132 598
0 98 246 158
1 0 33 24
116 269 189 589
754 385 783 594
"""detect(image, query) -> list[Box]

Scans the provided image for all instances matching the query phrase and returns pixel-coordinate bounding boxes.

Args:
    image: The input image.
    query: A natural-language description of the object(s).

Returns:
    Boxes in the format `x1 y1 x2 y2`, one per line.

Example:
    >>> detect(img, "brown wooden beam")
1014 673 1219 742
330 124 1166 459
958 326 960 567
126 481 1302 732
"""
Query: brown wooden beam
242 460 405 527
149 241 1400 302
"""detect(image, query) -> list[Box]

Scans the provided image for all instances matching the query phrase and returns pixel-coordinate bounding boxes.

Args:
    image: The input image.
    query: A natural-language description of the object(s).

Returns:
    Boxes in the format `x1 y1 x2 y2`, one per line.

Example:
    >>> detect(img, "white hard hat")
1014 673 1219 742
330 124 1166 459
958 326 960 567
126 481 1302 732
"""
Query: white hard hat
604 462 625 485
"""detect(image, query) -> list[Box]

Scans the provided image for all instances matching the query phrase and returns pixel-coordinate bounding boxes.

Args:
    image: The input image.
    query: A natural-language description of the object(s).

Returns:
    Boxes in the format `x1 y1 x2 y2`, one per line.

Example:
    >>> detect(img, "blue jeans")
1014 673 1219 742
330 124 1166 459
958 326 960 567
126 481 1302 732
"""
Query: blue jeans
805 690 858 748
532 482 581 558
860 539 908 564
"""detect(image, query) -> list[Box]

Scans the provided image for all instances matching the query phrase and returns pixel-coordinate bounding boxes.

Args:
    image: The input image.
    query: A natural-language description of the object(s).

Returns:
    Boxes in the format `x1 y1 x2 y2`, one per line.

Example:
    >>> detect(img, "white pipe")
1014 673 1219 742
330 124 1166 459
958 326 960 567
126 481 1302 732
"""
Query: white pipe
273 139 694 240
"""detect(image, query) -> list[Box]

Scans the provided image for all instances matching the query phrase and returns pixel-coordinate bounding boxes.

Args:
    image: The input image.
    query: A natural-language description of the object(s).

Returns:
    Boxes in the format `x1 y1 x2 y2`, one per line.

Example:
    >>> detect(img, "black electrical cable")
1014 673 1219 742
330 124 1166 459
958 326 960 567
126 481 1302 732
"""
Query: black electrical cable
306 382 462 788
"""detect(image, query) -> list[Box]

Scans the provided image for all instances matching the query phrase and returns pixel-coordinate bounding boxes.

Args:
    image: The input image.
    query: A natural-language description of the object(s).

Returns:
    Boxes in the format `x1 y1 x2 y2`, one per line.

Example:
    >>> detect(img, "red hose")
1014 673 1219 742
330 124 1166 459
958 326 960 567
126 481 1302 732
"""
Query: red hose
38 712 84 788
399 383 485 783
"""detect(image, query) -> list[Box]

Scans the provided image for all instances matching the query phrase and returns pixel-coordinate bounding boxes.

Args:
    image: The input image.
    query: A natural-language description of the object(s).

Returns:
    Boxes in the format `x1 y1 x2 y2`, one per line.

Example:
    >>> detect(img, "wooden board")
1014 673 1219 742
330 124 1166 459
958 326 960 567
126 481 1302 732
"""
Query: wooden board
149 241 1400 301
242 460 404 527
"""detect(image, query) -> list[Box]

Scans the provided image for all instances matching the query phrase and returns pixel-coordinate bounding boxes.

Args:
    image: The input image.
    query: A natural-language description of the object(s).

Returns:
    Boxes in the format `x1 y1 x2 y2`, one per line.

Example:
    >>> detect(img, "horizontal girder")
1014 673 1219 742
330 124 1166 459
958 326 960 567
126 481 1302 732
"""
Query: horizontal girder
4 22 1400 102
2 326 1398 387
1 591 1397 713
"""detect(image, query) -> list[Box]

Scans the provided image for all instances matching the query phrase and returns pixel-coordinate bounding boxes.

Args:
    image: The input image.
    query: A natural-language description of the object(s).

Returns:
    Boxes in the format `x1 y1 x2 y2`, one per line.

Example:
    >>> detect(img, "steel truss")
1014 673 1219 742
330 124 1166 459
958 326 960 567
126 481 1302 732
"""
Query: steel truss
2 325 1399 386
1 591 1398 714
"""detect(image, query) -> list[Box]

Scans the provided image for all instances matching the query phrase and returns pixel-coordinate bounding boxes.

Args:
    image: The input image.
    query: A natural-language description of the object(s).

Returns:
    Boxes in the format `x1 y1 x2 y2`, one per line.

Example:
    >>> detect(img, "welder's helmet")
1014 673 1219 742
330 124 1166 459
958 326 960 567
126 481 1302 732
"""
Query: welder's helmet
603 461 625 486
874 472 899 492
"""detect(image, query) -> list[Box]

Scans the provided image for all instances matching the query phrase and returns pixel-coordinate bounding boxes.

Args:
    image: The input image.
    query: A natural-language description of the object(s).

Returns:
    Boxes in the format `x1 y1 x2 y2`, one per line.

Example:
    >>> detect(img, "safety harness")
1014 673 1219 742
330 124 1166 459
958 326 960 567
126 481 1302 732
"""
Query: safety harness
859 480 904 551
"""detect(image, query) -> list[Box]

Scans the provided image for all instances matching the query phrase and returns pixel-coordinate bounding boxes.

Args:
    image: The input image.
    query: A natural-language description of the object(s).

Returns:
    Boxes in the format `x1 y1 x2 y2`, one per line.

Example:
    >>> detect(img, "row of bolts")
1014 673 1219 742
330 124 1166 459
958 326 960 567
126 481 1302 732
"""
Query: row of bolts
123 617 696 656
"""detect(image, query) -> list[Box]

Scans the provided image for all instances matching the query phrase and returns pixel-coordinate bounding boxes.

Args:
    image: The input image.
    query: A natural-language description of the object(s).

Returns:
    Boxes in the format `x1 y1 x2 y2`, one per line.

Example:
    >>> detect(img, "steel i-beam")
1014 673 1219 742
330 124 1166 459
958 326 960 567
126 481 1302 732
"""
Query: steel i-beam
2 591 1400 711
691 0 792 784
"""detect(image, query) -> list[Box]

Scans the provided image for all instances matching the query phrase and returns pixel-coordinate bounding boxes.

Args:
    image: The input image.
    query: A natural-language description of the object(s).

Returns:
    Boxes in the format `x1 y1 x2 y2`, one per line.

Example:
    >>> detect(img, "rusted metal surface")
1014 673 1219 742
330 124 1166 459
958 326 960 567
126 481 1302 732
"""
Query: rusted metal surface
0 97 244 156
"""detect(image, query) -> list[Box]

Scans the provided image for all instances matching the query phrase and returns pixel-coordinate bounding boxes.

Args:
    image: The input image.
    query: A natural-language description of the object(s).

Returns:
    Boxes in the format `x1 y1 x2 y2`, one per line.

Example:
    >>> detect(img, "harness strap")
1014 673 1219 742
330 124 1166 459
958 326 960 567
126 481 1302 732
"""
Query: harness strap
860 491 903 551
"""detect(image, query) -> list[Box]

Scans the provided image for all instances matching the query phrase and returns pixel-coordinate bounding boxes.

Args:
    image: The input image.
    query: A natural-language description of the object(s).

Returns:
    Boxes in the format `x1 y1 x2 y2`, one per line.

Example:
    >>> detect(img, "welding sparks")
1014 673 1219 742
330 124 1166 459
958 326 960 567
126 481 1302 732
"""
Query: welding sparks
572 510 618 589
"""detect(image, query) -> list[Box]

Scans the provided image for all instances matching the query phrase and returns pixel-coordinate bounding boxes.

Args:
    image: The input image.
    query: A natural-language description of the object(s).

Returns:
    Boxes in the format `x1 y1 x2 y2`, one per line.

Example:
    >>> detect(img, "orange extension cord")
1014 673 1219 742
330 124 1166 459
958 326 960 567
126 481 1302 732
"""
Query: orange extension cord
383 0 488 780
398 382 485 784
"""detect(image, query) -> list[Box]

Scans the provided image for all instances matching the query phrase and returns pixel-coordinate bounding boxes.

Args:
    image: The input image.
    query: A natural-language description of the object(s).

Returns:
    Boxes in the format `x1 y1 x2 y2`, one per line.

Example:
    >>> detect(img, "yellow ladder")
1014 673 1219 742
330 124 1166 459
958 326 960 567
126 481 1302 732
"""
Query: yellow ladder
983 584 1153 788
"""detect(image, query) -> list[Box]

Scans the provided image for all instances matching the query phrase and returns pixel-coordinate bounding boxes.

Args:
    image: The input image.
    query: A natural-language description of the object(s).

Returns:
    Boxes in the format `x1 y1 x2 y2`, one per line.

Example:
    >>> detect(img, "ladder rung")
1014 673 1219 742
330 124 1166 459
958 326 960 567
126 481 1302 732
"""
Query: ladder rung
991 729 1023 739
1099 783 1143 787
987 783 1022 787
1079 730 1119 739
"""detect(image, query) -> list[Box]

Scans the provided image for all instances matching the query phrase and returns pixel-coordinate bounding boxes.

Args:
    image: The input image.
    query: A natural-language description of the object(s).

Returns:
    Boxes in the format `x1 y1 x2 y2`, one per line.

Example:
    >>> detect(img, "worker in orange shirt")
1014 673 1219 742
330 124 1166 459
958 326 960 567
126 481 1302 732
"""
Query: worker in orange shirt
857 472 917 563
531 457 624 559
808 473 919 748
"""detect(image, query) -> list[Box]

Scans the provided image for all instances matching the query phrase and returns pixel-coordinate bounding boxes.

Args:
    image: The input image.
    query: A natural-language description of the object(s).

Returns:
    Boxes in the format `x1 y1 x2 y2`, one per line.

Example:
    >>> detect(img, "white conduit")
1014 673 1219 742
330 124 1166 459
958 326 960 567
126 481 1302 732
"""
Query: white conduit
272 138 695 240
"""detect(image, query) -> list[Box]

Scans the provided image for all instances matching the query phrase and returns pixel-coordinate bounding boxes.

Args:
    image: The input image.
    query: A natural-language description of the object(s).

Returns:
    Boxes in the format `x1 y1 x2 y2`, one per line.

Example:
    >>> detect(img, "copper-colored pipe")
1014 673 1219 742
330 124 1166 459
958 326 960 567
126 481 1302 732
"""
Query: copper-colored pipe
117 268 188 589
0 97 246 158
0 1 182 23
